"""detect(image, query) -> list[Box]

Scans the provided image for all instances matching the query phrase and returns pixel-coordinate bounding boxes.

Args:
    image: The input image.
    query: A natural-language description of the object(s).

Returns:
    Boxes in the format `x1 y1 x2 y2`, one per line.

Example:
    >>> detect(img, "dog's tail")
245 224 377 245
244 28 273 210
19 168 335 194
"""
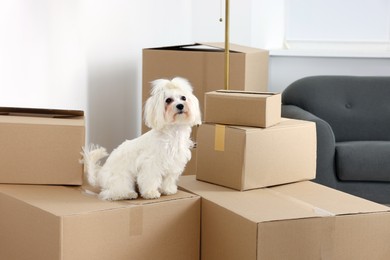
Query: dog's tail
80 144 108 187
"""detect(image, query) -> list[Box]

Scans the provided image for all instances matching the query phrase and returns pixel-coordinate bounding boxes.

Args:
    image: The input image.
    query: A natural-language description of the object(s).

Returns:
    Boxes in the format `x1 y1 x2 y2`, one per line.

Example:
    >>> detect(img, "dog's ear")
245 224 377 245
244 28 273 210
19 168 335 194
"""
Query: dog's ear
144 79 168 130
188 93 202 126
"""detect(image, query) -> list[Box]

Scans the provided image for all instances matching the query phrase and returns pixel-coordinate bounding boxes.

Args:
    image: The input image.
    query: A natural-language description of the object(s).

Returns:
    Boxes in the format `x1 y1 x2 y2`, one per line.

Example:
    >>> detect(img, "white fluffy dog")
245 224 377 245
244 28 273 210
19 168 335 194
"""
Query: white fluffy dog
81 77 201 200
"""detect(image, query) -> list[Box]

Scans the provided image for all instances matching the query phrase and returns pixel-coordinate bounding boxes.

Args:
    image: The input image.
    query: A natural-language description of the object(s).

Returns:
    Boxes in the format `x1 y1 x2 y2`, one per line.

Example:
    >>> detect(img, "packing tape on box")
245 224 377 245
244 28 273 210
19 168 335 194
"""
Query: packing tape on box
214 124 225 151
129 205 143 236
267 189 335 217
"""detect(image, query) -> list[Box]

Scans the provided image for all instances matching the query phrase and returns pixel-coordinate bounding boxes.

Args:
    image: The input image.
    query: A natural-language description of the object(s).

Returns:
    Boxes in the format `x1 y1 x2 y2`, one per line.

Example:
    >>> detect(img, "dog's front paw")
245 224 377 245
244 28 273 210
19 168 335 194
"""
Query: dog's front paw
99 190 138 201
141 190 161 199
161 184 178 196
126 191 139 200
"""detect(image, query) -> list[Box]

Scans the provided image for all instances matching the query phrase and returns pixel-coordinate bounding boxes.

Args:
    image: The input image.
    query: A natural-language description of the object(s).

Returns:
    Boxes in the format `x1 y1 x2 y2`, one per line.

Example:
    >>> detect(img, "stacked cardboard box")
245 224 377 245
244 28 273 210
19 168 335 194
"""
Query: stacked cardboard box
0 185 200 260
178 90 390 259
0 107 85 185
142 43 269 175
179 176 390 260
0 107 201 260
197 90 317 190
203 90 281 128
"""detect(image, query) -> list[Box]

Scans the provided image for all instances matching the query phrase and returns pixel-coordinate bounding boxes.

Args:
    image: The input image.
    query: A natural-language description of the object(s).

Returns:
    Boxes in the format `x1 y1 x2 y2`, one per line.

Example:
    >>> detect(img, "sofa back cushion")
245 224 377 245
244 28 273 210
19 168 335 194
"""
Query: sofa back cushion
282 76 390 142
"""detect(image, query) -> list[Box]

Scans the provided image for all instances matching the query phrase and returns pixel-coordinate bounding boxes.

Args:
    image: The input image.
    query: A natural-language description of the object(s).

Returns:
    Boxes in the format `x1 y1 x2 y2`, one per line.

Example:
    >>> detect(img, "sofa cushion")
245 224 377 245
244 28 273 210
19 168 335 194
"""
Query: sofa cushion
336 141 390 182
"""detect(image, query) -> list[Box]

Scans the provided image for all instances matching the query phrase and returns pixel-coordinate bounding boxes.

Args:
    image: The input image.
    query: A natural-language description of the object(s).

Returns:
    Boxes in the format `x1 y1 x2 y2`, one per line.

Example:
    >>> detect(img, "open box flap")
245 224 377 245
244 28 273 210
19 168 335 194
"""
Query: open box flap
179 176 390 223
200 42 268 54
145 42 266 54
214 89 279 96
0 107 84 118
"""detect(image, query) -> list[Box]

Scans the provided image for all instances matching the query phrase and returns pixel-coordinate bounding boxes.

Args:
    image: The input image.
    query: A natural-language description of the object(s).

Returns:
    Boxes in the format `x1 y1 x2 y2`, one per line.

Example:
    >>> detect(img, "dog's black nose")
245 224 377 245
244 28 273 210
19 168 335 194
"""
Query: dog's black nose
176 104 184 110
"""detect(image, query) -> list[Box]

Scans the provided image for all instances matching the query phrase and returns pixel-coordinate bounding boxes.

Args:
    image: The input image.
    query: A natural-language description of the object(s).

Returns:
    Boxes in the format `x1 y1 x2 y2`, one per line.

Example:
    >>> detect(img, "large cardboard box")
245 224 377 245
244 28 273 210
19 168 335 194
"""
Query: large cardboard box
0 185 200 260
142 42 269 121
204 90 281 128
179 175 390 260
196 118 316 190
0 107 85 185
142 43 269 175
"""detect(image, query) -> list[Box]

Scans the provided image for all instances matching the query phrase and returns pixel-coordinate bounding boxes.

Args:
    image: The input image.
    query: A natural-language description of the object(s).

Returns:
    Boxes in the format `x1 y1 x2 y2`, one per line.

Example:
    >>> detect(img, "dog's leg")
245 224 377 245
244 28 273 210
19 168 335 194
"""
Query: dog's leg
99 173 138 201
137 163 163 199
160 173 180 195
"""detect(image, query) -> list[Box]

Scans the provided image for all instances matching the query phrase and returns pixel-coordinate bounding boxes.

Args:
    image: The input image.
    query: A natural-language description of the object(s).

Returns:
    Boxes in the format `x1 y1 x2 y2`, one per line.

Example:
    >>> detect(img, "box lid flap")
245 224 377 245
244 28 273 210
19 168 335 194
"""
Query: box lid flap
205 118 314 132
0 107 84 118
145 42 266 54
0 185 197 216
200 42 267 54
212 90 280 96
270 181 389 215
179 176 390 223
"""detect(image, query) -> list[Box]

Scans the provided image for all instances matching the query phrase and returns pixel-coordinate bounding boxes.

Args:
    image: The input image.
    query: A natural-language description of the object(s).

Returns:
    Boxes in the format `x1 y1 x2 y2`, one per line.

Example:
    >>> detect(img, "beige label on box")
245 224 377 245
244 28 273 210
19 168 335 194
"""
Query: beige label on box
214 125 225 151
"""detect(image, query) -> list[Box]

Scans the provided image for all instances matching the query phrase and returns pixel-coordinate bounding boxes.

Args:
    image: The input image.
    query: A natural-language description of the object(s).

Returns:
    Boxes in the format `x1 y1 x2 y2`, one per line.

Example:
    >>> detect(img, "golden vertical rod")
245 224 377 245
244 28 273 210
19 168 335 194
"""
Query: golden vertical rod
224 0 230 90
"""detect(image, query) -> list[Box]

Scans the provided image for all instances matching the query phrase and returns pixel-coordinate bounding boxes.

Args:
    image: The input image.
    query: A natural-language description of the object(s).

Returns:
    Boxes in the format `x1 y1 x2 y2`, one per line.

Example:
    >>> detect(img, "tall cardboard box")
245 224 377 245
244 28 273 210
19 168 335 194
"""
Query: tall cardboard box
142 42 269 120
179 176 390 260
0 185 200 260
0 107 85 185
196 118 316 190
142 43 269 175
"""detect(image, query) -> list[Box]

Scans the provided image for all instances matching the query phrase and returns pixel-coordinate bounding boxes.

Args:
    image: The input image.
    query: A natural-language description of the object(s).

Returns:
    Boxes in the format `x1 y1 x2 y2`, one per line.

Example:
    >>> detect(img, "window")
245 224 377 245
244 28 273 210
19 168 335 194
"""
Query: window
284 0 390 52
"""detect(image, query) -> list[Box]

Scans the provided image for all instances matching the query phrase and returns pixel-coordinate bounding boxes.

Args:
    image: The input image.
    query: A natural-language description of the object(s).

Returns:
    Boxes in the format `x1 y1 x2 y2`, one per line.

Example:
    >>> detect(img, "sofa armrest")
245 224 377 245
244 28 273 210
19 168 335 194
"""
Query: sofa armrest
283 105 323 122
282 105 338 186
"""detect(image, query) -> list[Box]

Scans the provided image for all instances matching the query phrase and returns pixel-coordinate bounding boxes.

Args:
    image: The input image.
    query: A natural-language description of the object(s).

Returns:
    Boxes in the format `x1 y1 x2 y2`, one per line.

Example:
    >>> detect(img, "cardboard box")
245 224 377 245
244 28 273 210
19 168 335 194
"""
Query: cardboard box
179 175 390 260
183 148 197 176
0 107 85 185
0 185 200 260
142 42 269 120
142 43 269 175
204 90 281 127
196 118 316 190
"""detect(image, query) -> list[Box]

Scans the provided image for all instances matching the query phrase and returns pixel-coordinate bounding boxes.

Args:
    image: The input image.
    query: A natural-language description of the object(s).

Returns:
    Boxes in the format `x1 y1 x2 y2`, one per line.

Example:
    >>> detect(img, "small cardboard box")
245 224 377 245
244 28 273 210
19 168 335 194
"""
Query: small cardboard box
179 176 390 260
0 185 200 260
204 90 281 128
196 118 316 190
0 107 85 185
142 43 269 175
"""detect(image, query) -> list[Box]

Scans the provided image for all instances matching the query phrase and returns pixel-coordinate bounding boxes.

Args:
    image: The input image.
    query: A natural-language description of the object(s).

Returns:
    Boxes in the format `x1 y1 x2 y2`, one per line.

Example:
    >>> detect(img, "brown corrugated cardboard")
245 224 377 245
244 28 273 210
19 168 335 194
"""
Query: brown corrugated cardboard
0 185 200 260
179 175 390 260
142 43 269 175
196 118 316 190
0 107 85 185
204 90 281 127
142 42 269 120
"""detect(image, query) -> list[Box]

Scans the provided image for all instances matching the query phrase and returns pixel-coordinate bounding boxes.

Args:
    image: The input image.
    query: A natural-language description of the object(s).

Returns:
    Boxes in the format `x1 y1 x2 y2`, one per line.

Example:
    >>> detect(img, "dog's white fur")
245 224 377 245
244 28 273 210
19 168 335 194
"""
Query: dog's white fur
81 77 201 200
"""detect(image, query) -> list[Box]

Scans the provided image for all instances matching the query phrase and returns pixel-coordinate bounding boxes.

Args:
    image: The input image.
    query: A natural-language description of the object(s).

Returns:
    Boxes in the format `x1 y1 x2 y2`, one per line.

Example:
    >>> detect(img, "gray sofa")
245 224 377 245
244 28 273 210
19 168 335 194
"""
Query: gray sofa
282 75 390 204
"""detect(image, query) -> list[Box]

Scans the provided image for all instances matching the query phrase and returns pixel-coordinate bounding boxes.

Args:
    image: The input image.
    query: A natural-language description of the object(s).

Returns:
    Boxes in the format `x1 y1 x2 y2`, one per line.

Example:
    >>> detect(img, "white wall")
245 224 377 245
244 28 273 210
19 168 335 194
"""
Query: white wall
79 0 192 151
0 0 192 152
191 0 390 90
1 0 389 152
0 0 87 110
269 56 390 92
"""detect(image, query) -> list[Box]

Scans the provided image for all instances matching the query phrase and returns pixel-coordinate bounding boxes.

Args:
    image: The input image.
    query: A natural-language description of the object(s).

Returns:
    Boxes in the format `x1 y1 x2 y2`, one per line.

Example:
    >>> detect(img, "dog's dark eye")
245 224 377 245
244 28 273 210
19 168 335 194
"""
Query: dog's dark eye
165 98 173 104
181 96 186 101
